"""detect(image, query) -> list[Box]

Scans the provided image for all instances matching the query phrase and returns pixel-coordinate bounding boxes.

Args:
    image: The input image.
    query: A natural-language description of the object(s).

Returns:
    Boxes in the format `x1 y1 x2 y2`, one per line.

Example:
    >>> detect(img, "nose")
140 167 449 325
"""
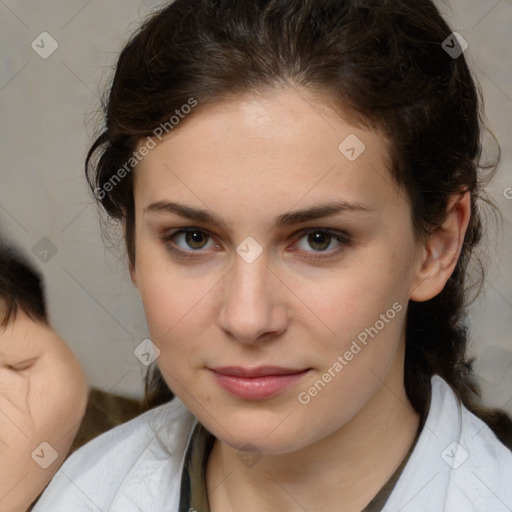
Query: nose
218 251 288 344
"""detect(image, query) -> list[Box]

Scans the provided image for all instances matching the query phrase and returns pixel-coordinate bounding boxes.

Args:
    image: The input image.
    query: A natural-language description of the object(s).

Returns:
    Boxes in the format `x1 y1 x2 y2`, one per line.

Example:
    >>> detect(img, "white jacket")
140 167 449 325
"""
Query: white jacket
32 376 512 511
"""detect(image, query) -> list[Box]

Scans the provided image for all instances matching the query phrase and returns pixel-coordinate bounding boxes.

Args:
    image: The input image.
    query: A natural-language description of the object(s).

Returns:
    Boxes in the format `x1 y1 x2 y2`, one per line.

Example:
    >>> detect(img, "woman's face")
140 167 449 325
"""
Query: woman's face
131 88 424 454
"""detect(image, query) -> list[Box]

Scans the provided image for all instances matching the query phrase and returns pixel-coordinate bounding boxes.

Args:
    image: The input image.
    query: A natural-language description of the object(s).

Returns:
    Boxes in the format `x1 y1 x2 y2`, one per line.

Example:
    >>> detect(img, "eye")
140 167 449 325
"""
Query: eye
8 358 37 371
162 228 220 257
292 229 350 258
161 227 350 261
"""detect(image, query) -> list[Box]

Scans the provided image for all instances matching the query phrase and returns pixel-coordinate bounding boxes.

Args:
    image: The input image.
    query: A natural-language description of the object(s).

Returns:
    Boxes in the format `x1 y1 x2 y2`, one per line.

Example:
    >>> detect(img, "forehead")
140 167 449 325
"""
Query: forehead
134 88 401 217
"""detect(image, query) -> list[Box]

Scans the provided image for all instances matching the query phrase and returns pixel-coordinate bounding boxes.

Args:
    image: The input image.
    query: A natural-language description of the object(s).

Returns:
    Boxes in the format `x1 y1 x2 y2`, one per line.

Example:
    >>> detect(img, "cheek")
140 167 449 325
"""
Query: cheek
291 279 407 437
138 269 206 341
294 257 405 337
289 251 410 411
136 262 219 385
135 232 225 336
28 361 87 467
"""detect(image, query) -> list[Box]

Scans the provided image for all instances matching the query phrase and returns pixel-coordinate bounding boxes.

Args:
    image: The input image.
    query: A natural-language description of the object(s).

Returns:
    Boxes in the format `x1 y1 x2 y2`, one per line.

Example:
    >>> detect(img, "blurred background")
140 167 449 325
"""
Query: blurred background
0 0 511 411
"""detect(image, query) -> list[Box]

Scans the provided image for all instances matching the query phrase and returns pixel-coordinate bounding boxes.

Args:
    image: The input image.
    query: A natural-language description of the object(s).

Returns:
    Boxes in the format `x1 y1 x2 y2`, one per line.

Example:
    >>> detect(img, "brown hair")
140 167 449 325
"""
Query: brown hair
85 0 511 440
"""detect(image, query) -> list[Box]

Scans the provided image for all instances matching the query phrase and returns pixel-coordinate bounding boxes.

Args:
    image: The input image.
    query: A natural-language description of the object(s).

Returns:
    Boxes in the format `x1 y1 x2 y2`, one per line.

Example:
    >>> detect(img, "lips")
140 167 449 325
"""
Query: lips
208 366 311 400
210 366 309 377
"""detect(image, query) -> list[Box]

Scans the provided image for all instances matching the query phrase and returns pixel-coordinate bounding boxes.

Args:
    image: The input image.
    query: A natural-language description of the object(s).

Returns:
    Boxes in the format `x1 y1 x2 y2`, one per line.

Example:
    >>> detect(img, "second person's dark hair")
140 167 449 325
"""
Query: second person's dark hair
0 240 48 327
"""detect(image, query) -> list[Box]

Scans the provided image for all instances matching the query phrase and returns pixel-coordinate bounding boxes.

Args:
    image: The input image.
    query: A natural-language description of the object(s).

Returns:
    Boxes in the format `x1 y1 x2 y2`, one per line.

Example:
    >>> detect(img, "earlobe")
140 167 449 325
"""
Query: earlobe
410 191 471 302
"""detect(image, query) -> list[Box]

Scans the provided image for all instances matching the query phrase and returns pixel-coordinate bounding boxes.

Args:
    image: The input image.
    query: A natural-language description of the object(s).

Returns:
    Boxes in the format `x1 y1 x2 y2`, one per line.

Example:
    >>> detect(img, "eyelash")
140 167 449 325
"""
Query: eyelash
160 227 351 261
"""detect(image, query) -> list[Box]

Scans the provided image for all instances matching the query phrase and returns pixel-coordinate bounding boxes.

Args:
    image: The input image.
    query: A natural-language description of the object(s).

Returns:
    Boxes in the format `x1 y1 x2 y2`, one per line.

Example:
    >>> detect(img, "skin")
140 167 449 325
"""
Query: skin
0 309 88 512
130 88 470 512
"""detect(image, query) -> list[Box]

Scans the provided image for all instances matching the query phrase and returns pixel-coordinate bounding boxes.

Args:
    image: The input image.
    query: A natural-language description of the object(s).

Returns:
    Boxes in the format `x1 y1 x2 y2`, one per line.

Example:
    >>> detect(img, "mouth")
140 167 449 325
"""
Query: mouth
208 366 312 400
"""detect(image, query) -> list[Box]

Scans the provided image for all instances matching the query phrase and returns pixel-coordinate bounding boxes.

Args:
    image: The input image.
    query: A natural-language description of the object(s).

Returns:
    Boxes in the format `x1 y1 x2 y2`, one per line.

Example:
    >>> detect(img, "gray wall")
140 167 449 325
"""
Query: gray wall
1 0 511 410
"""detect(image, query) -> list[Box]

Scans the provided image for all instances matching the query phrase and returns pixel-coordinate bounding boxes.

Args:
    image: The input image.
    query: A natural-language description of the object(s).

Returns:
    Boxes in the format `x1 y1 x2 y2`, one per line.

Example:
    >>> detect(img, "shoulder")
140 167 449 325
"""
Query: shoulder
430 375 512 464
32 397 197 511
383 375 512 512
444 377 512 510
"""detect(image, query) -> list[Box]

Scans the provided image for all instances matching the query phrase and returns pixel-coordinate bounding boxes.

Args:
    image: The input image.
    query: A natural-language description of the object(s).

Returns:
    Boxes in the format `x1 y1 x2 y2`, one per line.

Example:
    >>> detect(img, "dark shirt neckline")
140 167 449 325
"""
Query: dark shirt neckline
179 422 420 512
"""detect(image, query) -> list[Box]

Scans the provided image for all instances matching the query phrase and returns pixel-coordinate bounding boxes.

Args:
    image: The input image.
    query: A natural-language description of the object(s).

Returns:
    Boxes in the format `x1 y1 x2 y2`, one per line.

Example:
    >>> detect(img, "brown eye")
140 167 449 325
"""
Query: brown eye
184 230 209 249
291 229 351 260
161 228 220 259
307 231 332 251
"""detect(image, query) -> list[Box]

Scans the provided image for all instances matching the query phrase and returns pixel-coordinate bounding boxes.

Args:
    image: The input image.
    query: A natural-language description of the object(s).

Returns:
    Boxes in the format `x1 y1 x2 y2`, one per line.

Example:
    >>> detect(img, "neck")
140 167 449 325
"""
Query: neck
206 350 420 512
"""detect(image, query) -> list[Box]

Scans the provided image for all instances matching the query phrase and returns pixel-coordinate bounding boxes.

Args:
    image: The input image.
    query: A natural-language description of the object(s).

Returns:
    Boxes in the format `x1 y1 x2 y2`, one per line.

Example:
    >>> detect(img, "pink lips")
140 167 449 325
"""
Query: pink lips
209 366 311 400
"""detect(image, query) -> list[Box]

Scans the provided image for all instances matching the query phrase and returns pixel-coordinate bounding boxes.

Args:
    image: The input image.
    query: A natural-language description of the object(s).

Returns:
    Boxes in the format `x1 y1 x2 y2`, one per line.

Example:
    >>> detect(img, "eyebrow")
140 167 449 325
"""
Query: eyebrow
144 199 373 229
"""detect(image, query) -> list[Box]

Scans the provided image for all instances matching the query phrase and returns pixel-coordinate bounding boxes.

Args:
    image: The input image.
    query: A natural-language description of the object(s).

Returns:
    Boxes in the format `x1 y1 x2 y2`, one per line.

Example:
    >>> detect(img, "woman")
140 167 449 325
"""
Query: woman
33 0 512 510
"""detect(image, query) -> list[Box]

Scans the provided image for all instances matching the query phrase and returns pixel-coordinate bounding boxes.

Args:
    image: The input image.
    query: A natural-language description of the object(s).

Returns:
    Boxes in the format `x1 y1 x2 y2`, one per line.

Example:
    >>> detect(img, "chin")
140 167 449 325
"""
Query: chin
221 432 302 455
206 411 307 455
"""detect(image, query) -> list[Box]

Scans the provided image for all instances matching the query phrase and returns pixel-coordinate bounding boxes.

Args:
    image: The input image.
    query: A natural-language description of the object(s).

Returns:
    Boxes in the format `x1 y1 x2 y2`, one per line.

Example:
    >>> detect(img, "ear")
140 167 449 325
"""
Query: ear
409 190 471 302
